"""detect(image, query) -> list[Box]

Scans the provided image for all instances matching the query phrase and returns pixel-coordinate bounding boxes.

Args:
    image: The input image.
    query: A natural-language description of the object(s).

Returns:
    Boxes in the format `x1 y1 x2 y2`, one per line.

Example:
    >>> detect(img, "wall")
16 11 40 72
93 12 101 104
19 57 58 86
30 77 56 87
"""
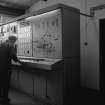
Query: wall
27 0 105 90
85 0 105 89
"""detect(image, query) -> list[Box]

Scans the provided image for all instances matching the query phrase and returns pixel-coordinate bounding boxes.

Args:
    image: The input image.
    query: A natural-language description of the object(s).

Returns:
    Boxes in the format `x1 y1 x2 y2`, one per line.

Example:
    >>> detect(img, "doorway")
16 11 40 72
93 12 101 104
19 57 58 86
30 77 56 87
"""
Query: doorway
99 19 105 94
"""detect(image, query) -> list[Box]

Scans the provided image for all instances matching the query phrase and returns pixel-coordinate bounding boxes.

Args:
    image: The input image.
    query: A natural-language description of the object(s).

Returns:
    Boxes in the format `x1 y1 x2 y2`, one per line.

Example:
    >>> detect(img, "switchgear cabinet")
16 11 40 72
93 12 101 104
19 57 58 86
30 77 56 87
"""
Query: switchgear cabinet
0 4 80 105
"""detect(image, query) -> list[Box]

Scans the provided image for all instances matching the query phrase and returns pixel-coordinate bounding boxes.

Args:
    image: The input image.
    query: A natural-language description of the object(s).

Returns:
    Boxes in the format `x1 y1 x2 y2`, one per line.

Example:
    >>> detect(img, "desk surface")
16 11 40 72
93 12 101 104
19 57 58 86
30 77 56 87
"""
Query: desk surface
12 57 63 70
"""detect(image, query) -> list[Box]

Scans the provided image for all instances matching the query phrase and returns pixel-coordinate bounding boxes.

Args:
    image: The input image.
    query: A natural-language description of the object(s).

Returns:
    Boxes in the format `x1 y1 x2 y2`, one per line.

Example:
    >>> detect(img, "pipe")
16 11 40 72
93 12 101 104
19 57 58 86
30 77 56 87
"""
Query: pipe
90 4 105 16
80 12 93 17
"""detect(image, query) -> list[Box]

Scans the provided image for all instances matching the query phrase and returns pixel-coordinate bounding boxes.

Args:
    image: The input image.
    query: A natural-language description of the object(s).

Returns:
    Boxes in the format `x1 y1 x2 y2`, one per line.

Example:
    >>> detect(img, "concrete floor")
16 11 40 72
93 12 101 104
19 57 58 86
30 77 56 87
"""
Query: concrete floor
8 87 105 105
8 89 45 105
72 88 105 105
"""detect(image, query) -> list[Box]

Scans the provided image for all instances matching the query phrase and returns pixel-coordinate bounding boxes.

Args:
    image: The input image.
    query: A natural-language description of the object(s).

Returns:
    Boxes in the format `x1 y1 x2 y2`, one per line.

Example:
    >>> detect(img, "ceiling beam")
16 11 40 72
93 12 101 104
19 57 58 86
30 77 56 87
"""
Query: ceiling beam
27 0 39 7
0 0 29 10
0 5 25 16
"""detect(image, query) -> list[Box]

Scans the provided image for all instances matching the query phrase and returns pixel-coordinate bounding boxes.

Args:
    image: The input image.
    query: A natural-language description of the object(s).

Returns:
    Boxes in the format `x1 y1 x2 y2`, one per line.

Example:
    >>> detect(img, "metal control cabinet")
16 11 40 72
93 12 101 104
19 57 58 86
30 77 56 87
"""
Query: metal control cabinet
0 4 80 105
20 4 80 105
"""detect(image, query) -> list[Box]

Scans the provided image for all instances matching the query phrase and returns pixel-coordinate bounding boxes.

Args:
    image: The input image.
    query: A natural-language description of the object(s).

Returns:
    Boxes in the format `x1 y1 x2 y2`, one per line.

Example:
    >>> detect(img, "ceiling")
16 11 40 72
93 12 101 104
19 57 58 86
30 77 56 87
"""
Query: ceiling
0 0 40 15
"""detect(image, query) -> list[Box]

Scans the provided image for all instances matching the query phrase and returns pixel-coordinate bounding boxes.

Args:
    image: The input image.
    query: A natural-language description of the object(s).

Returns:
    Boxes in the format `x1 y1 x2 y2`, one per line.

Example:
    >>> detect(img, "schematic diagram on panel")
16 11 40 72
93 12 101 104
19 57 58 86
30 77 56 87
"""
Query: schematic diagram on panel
31 9 62 58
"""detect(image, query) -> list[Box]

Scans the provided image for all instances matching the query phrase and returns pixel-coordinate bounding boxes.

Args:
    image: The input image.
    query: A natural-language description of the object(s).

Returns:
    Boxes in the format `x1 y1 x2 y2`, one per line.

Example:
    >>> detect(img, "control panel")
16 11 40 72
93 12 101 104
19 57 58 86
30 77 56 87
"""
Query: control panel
17 21 32 57
0 22 17 44
31 9 62 59
0 9 62 59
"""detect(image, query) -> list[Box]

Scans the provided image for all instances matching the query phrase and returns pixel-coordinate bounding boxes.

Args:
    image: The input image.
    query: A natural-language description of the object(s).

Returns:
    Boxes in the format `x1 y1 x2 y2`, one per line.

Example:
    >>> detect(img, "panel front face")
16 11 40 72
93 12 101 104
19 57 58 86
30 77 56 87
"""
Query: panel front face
0 15 16 44
0 22 18 44
0 25 9 43
17 21 32 57
0 9 62 59
18 71 33 95
30 9 62 59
